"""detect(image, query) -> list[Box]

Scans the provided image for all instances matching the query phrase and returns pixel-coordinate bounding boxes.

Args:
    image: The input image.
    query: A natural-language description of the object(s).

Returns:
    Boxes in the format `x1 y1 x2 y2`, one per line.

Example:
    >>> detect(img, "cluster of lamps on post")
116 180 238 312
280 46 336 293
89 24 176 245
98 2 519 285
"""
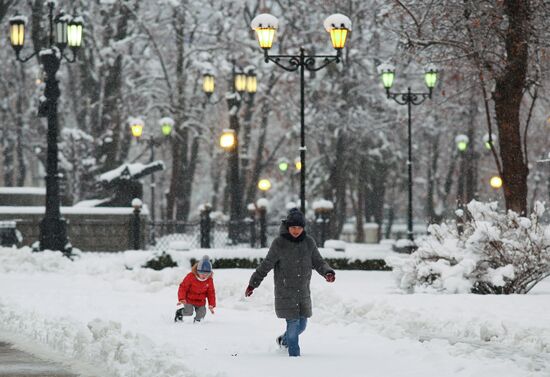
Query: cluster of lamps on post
7 1 84 253
214 70 257 151
129 117 176 140
202 70 257 100
251 13 350 52
249 12 352 214
9 10 83 58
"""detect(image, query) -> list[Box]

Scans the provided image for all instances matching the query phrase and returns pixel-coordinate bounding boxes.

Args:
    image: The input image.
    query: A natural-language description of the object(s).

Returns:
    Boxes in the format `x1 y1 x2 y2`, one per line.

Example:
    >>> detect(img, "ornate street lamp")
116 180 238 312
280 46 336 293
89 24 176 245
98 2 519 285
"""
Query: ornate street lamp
490 176 503 189
67 17 84 49
380 66 395 95
234 70 247 93
252 13 278 50
324 14 350 50
54 13 69 49
224 62 258 245
129 117 170 238
8 1 83 254
424 65 438 93
202 73 215 97
278 158 289 172
9 15 25 53
220 129 237 151
483 133 496 150
295 158 302 171
251 13 351 214
159 117 175 137
246 70 257 94
379 63 439 251
456 134 469 152
129 117 144 139
258 179 272 192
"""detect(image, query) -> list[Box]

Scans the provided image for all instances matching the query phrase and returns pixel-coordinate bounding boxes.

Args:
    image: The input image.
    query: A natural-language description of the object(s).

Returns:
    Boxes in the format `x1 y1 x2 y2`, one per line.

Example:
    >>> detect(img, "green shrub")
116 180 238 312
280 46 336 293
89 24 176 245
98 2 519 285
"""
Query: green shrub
143 252 178 270
189 257 389 270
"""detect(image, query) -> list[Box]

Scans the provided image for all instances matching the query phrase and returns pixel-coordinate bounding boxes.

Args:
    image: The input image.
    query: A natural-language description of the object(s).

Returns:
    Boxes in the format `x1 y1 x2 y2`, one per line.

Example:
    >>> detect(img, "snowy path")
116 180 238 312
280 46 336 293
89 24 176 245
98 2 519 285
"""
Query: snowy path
1 248 550 377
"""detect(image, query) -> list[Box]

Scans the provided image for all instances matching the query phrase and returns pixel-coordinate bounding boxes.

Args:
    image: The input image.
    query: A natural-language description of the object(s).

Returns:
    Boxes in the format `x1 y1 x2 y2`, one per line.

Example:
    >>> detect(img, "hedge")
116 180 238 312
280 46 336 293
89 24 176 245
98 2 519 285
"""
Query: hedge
189 257 390 271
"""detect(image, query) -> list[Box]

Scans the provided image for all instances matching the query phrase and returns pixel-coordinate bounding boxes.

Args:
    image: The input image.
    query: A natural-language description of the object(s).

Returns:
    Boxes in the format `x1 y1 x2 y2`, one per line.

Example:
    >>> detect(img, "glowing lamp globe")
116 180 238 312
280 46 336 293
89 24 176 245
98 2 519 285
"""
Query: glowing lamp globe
490 176 503 189
424 65 438 89
129 117 144 139
220 129 236 150
250 14 279 50
323 14 352 50
258 179 272 191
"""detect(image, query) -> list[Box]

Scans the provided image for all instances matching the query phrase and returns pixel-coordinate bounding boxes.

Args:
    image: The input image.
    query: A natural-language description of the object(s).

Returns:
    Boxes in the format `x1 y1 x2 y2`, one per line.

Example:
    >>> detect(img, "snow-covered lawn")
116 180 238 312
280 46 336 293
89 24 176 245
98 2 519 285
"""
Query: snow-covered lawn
1 247 549 377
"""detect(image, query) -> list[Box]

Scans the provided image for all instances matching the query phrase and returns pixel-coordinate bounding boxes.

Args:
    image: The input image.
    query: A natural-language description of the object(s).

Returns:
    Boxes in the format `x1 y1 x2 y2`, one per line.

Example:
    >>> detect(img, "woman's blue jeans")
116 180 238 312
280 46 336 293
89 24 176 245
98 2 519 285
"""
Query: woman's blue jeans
283 317 307 357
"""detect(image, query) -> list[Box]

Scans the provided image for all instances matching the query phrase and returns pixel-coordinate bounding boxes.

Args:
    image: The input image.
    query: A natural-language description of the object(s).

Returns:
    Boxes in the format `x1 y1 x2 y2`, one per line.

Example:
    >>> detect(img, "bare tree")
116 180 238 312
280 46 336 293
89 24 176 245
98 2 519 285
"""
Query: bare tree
388 0 550 214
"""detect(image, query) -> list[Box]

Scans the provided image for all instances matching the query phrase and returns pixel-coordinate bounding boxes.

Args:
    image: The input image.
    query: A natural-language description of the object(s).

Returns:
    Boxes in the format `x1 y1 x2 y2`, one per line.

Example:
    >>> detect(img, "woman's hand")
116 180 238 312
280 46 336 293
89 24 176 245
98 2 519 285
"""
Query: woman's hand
245 285 255 297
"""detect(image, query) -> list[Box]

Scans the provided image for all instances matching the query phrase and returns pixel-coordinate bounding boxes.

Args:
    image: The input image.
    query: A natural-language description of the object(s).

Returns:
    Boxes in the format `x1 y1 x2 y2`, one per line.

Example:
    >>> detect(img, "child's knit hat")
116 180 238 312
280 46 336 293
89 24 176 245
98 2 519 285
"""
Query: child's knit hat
197 255 212 273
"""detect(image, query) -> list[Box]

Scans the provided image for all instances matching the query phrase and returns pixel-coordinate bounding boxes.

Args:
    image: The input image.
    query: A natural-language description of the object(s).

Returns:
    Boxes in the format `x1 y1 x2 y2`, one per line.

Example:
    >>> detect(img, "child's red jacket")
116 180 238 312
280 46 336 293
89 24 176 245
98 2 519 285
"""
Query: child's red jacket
177 264 216 307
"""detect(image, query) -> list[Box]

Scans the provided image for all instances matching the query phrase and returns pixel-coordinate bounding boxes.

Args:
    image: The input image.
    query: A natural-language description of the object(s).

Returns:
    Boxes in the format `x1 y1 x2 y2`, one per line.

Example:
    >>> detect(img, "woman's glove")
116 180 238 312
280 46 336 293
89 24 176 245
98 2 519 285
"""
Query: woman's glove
325 272 335 283
245 285 255 297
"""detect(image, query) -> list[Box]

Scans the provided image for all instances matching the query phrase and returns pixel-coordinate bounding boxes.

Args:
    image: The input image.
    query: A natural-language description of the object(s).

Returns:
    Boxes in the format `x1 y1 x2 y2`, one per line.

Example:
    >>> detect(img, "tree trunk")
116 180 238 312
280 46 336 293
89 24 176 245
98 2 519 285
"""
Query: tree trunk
354 158 366 243
2 139 14 186
176 127 189 220
182 134 200 218
167 6 187 220
210 155 223 211
493 0 530 214
15 67 26 186
97 4 131 173
465 97 478 203
426 130 442 223
371 163 387 242
240 94 255 209
328 133 346 238
245 73 276 207
226 93 243 225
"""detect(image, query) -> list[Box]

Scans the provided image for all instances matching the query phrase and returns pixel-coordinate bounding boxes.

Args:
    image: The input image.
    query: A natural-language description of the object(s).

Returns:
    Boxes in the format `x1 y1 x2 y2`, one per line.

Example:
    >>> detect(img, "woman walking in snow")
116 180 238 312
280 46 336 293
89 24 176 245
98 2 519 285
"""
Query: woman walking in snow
245 208 335 357
175 255 216 323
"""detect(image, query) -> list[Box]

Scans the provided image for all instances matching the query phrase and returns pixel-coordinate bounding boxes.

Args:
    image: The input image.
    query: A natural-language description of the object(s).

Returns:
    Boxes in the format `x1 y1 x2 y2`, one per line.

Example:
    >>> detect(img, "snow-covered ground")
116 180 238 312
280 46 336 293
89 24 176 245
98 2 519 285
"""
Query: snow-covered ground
1 247 549 377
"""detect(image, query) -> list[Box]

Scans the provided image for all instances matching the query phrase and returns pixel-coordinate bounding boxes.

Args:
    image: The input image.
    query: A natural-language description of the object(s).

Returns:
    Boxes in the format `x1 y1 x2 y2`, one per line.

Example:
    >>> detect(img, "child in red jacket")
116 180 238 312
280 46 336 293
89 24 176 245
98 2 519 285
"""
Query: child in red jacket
174 255 216 323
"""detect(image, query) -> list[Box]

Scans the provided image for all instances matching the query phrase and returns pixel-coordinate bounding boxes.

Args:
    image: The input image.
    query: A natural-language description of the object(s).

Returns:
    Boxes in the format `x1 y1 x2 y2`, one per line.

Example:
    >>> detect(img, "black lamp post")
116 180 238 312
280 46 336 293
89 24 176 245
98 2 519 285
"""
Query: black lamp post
209 66 257 244
239 66 257 210
455 134 469 234
379 64 438 250
130 116 173 243
250 13 351 215
228 65 244 236
9 2 83 254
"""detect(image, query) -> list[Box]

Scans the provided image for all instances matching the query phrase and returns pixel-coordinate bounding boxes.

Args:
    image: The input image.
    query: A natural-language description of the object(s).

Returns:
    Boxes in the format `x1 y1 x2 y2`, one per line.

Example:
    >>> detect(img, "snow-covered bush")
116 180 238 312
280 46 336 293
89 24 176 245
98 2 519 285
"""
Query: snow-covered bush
387 201 550 294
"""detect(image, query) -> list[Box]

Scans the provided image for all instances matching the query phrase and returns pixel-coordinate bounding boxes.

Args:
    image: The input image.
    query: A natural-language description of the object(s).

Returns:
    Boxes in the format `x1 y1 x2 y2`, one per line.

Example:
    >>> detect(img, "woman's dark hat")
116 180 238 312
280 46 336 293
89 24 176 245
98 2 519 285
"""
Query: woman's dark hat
286 208 305 227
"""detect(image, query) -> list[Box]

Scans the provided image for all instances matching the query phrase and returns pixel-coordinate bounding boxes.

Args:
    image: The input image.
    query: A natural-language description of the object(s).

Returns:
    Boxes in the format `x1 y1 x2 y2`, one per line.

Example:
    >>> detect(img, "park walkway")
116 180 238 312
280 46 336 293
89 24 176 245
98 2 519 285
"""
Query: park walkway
0 341 76 377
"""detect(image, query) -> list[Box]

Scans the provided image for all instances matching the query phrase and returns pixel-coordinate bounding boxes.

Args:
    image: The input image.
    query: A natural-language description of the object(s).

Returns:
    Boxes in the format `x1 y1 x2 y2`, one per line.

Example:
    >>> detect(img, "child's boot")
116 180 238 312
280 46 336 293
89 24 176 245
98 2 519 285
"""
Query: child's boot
174 308 184 322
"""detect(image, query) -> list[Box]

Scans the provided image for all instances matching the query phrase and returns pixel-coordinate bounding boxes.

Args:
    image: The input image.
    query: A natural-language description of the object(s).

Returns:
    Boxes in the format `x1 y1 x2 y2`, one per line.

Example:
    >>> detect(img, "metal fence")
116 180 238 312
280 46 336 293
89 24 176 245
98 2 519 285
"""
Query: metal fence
149 221 202 250
148 215 281 250
148 216 329 251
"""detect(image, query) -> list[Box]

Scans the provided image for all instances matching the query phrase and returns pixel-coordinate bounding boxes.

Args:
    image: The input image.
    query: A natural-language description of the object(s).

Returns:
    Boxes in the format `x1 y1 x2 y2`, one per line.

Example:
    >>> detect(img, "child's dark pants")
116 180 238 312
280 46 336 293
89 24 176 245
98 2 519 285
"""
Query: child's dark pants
176 304 206 322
